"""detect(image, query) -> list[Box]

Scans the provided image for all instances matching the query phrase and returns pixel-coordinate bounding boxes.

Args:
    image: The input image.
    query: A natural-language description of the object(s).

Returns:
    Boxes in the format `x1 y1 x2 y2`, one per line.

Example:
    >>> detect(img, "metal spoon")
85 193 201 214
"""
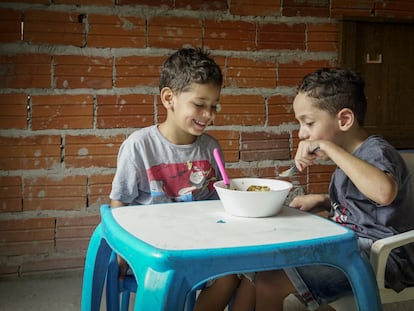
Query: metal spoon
279 147 320 177
279 165 299 178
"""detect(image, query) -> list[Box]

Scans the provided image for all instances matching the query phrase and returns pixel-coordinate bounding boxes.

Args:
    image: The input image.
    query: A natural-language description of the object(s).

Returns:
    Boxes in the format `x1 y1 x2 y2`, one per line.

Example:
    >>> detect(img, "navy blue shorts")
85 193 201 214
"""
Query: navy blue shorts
285 238 372 310
285 265 352 310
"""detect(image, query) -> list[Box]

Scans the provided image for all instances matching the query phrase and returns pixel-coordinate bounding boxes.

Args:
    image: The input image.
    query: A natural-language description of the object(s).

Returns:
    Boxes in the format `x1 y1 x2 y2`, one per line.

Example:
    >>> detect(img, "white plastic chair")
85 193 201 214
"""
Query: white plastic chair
330 150 414 310
329 229 414 310
371 230 414 304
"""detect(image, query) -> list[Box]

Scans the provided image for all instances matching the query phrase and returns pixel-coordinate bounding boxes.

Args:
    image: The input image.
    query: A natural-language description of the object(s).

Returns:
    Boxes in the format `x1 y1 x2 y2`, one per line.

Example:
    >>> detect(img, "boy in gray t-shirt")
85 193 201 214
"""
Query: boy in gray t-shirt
110 124 221 205
110 48 241 311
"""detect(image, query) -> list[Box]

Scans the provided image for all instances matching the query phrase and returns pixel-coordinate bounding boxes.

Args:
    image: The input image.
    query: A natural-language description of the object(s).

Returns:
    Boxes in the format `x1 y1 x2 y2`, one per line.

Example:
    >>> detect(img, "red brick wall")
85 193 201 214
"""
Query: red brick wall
0 0 413 278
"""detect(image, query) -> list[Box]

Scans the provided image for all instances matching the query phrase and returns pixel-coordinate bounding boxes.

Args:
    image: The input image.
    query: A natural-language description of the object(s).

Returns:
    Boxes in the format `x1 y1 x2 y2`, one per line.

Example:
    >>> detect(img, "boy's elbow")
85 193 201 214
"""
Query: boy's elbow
377 179 398 206
378 193 396 206
110 199 128 208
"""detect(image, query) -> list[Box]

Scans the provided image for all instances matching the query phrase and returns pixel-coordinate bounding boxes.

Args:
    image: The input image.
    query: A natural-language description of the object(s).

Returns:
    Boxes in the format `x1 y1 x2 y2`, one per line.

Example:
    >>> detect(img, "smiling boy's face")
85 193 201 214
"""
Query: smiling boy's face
173 82 221 133
160 82 221 144
293 92 341 143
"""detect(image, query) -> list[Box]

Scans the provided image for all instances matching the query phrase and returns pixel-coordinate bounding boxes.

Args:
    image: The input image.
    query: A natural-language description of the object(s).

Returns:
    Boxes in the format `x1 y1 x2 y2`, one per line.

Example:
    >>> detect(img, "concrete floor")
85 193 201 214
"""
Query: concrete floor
0 273 413 311
0 273 84 311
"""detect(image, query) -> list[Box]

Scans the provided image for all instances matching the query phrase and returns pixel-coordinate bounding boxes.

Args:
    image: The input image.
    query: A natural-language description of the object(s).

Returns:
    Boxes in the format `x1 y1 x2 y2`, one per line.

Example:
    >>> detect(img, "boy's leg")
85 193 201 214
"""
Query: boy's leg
230 276 256 311
255 269 296 311
194 274 240 311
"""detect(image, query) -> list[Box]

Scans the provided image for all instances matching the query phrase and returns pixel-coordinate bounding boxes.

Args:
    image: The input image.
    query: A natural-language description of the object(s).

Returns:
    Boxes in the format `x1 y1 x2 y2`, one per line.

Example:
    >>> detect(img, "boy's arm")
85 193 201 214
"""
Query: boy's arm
322 141 397 206
298 140 398 206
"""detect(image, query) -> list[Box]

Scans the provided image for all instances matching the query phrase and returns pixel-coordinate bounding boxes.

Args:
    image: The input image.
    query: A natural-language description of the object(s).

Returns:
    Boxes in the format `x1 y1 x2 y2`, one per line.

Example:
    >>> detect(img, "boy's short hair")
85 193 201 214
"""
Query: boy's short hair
159 47 223 93
298 68 367 125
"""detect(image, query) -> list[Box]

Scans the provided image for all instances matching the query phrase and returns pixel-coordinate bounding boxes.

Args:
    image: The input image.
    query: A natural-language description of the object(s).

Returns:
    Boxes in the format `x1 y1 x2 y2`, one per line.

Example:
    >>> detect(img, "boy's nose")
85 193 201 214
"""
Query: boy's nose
203 107 215 119
298 127 308 140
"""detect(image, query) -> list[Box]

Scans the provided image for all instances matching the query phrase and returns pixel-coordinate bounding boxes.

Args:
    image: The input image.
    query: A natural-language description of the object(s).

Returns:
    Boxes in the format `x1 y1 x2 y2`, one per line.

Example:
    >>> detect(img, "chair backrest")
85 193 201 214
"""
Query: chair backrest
371 229 414 304
400 150 414 192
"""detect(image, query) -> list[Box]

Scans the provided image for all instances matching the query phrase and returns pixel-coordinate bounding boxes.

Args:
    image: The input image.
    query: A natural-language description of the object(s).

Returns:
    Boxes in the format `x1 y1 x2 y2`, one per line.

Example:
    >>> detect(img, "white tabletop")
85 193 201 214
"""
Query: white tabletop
112 200 348 251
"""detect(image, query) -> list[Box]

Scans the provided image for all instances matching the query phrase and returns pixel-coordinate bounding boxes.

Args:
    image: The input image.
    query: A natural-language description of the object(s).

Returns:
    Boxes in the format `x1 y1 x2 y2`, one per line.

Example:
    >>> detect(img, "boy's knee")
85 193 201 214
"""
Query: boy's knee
256 270 278 289
256 270 293 295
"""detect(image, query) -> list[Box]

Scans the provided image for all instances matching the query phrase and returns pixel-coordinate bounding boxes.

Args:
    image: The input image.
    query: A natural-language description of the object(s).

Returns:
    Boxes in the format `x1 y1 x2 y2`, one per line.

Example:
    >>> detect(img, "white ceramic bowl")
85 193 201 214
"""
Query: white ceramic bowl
214 178 293 218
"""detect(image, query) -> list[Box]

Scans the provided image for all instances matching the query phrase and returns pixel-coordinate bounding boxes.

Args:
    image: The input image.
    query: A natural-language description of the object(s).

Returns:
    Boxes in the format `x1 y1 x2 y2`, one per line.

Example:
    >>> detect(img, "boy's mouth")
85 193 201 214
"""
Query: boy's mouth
194 119 207 127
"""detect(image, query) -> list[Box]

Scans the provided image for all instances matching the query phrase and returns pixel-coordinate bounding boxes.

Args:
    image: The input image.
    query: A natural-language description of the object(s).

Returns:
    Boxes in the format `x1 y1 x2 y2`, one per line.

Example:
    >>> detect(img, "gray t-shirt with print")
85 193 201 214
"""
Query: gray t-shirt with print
110 125 222 205
329 135 414 291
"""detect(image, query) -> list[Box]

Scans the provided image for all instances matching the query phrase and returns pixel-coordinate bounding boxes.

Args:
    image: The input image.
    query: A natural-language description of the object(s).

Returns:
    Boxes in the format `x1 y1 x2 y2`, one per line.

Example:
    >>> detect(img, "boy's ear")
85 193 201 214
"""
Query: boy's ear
337 108 354 131
160 87 174 108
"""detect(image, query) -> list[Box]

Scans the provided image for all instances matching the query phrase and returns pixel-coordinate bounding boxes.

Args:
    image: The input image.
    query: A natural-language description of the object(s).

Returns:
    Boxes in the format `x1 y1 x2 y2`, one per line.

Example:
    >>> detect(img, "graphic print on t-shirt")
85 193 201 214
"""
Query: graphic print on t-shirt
147 160 217 202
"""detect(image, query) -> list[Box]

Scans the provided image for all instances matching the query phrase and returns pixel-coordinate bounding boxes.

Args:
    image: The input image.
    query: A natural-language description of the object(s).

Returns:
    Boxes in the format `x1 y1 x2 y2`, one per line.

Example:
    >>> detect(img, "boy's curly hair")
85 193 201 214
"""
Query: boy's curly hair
159 47 223 93
298 68 367 126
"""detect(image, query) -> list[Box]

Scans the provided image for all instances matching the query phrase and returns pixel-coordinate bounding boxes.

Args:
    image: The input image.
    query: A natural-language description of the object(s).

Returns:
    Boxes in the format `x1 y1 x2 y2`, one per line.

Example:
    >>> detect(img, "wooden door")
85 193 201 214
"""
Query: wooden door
340 18 414 148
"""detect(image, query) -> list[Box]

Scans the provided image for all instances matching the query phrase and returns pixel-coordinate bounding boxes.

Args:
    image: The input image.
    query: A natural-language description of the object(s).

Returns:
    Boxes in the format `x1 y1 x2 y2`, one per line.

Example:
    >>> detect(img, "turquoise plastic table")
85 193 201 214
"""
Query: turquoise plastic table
81 200 381 311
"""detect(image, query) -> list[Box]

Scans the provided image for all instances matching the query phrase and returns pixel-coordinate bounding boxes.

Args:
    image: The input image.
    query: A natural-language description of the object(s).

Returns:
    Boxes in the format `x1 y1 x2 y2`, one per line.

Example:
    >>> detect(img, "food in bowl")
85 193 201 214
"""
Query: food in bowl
214 178 293 217
246 185 270 192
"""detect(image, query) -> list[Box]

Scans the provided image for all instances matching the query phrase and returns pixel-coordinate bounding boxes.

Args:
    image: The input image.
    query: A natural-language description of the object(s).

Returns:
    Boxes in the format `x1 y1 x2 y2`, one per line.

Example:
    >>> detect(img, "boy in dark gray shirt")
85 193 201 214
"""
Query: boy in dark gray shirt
249 68 414 311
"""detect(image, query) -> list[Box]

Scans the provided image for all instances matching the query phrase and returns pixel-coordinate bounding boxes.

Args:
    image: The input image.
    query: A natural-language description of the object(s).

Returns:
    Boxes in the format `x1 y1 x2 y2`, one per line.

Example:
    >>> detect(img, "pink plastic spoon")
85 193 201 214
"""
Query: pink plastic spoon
213 148 230 188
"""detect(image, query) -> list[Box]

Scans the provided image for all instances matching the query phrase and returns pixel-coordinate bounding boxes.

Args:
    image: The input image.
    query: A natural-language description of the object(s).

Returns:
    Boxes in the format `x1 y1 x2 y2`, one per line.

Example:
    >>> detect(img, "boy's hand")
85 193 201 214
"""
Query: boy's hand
289 194 330 212
294 141 323 171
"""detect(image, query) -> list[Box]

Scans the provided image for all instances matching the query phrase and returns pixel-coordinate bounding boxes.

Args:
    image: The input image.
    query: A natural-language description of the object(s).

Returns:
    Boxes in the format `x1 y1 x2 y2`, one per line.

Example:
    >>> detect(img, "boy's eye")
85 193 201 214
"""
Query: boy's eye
193 103 221 113
194 103 206 111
